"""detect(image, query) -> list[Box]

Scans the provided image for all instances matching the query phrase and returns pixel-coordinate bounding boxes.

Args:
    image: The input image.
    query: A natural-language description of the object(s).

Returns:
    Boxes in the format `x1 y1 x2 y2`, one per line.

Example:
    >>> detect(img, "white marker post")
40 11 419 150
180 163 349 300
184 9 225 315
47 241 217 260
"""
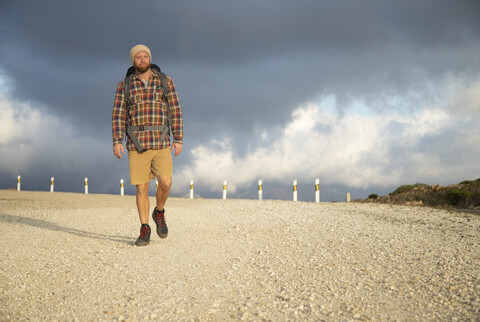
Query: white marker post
156 178 158 190
84 177 88 194
120 179 124 196
50 177 54 192
346 192 351 203
258 179 263 200
189 180 194 199
223 180 227 200
315 178 320 203
17 175 21 191
293 180 298 202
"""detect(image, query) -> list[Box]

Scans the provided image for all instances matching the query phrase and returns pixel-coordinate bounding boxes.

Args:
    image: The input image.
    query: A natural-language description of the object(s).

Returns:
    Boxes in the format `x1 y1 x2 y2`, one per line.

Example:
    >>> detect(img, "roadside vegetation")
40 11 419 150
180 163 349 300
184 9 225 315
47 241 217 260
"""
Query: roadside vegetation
362 178 480 211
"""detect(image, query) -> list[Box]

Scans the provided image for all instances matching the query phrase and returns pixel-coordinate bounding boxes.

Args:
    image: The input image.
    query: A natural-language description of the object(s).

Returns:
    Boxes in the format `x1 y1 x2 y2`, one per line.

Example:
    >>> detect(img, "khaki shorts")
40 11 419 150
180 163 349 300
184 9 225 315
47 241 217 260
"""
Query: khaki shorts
128 148 172 185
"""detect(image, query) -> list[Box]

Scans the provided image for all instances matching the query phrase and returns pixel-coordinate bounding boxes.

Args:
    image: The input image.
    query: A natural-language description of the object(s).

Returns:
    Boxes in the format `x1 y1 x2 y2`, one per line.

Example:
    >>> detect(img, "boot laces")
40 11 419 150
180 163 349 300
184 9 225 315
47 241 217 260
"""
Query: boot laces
158 213 166 227
154 209 166 227
140 225 150 238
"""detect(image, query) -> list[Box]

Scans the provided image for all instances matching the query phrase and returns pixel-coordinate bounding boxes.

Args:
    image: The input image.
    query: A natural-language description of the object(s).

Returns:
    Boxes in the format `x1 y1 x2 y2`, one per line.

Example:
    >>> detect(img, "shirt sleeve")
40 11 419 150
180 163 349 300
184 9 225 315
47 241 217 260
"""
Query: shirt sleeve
165 76 184 144
112 80 127 145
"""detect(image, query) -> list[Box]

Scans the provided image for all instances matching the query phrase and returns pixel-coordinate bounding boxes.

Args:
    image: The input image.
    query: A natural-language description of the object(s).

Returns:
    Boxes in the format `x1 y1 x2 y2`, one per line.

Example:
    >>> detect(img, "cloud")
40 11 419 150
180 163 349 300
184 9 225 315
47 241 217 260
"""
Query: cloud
445 78 480 117
0 95 125 192
1 0 480 198
2 77 479 198
0 96 52 164
173 82 480 194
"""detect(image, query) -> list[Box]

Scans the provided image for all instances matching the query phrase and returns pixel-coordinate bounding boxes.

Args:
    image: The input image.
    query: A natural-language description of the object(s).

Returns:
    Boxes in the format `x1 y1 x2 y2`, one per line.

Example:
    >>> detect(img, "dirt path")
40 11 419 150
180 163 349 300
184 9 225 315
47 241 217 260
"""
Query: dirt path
1 190 479 320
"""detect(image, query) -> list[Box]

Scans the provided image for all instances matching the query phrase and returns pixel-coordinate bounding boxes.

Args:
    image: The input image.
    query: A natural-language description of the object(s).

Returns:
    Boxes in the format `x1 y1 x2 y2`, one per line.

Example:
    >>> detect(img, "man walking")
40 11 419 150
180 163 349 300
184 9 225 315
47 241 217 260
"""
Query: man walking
112 44 183 246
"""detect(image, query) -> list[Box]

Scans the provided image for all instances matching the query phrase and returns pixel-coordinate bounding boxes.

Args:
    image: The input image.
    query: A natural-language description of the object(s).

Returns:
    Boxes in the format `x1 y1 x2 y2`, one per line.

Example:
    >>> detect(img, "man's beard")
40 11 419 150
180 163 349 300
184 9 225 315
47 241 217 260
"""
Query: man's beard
135 63 151 73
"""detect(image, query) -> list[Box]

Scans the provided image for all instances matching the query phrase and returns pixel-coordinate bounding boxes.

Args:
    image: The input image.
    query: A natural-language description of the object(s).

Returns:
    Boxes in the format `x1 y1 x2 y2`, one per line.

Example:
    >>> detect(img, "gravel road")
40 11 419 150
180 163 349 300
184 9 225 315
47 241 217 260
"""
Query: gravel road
1 190 479 321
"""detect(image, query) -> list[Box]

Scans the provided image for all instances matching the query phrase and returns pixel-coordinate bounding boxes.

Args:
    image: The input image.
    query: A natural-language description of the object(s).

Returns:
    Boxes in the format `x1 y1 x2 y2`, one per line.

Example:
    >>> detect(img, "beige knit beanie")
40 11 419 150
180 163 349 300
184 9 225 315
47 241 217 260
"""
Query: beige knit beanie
130 44 151 64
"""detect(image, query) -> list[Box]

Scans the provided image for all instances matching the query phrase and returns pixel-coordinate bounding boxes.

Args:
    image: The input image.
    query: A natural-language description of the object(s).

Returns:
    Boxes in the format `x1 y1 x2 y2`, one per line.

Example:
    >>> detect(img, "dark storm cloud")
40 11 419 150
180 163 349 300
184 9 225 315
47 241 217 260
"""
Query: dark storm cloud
1 0 480 197
1 0 479 133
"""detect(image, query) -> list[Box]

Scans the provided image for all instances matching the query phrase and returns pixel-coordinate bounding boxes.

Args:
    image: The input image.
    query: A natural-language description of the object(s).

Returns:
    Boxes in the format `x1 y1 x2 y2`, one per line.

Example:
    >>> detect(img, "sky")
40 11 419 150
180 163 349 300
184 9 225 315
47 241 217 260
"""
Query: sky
1 0 479 201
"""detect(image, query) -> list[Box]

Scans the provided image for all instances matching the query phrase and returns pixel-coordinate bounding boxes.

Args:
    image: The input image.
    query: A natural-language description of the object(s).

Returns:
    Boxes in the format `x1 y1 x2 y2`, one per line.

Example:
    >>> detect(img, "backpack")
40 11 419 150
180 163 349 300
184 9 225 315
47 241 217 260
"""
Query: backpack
123 64 172 152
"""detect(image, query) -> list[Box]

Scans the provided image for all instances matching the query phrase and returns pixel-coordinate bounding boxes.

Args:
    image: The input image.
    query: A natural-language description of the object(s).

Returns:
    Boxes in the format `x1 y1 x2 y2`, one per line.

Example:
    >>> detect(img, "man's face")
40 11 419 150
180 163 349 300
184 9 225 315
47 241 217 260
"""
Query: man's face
133 51 151 73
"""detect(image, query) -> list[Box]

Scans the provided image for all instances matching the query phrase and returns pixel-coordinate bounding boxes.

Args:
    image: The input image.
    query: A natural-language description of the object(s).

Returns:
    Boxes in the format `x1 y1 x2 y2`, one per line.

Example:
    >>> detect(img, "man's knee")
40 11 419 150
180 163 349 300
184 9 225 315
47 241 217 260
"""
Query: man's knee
136 183 149 195
157 176 172 191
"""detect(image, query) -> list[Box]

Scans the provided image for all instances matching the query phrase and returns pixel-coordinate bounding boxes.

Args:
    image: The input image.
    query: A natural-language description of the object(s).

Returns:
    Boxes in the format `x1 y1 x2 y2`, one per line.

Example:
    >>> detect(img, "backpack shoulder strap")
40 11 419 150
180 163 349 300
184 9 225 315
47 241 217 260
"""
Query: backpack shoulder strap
159 72 172 127
123 73 133 108
159 72 170 94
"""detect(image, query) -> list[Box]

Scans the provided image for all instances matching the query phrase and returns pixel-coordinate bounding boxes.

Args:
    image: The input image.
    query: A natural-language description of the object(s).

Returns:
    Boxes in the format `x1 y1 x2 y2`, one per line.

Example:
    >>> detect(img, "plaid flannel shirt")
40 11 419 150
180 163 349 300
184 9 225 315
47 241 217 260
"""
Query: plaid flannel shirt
112 69 183 151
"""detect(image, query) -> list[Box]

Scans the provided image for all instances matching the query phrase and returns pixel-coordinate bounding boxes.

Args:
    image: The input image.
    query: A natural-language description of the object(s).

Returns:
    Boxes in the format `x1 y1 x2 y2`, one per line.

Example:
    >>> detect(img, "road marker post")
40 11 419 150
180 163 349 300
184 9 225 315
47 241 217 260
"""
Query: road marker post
293 180 298 202
258 179 263 200
223 180 227 200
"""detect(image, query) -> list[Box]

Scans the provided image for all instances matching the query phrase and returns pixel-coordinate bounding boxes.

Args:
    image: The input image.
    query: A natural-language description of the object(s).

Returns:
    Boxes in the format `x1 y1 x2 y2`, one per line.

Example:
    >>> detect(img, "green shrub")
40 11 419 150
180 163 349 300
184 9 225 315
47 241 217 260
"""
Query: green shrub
368 193 378 199
446 189 471 206
392 183 429 195
460 178 480 187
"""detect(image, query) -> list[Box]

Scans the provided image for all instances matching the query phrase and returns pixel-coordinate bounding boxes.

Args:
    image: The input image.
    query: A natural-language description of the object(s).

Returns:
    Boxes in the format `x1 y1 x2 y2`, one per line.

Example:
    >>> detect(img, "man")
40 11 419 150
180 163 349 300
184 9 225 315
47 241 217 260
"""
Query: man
112 44 183 246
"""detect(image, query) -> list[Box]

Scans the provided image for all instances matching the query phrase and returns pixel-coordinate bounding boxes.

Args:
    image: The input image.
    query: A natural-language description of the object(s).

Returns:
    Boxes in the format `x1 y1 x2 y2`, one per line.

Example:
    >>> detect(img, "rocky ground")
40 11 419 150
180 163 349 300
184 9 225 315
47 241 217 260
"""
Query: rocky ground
1 190 479 321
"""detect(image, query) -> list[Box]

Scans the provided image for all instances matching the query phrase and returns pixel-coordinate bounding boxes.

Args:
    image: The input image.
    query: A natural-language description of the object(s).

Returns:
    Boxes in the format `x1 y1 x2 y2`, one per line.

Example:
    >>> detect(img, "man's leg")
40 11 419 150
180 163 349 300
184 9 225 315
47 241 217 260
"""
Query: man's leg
134 182 151 246
156 175 172 210
150 148 172 239
128 150 154 246
136 182 150 224
151 175 171 238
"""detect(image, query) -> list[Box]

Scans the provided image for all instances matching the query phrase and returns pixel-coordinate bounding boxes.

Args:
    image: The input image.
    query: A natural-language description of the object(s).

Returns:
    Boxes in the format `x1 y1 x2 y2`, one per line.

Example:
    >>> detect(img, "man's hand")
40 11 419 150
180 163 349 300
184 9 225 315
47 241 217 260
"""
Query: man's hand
171 143 183 157
113 143 125 159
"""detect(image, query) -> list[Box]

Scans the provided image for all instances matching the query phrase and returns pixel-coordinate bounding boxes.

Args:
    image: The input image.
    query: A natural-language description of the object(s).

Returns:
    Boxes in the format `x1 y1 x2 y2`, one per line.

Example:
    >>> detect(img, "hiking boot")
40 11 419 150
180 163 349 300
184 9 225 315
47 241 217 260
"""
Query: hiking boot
152 207 168 238
135 224 151 246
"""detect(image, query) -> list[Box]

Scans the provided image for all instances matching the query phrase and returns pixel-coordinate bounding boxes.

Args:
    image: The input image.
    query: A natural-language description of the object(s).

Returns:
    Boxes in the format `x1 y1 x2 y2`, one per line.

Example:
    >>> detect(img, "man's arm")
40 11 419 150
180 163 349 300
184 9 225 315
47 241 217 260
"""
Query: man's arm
165 76 184 148
112 80 127 158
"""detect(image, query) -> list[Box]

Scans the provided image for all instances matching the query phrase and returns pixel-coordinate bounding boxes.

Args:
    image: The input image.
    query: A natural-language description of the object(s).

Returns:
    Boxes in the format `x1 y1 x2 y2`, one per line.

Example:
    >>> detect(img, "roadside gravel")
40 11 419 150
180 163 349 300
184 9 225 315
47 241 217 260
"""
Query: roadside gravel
1 190 479 321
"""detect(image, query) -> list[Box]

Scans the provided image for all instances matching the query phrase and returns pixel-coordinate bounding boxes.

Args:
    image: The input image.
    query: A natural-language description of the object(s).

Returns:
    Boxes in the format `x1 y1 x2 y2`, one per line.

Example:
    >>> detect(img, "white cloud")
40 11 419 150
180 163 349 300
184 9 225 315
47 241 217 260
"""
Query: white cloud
445 77 480 117
0 71 13 96
0 95 111 176
174 82 480 193
0 96 52 172
3 74 478 197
